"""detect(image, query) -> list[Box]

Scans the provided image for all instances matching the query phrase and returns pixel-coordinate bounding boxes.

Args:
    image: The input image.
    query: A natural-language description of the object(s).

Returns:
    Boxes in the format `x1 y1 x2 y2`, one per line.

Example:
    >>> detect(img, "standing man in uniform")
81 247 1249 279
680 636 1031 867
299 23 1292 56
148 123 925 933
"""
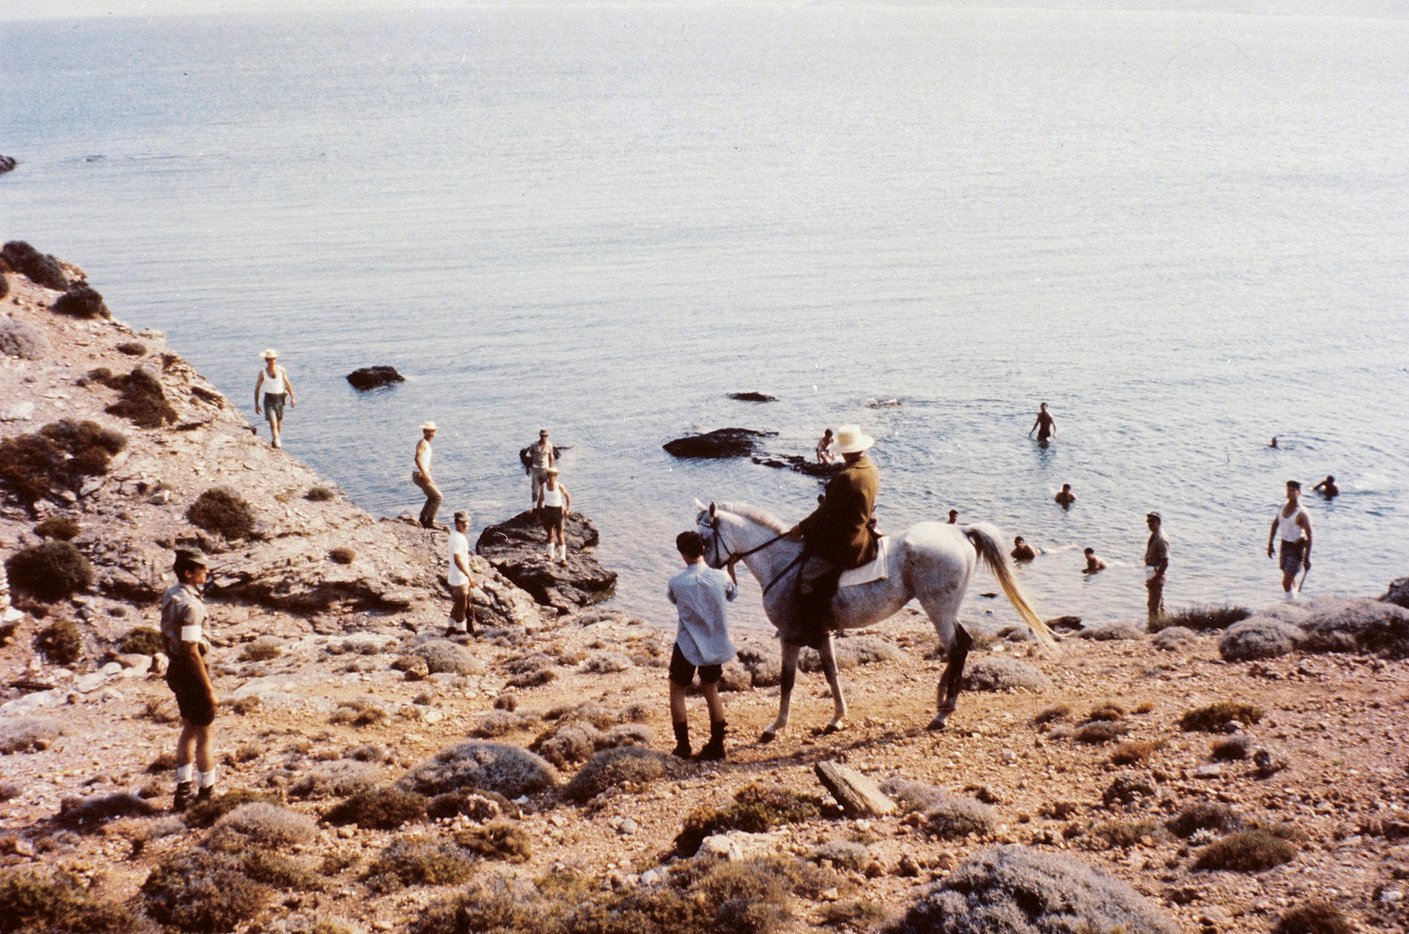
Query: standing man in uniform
160 548 218 811
253 349 296 449
1144 512 1169 629
523 429 556 511
446 510 478 636
412 421 443 530
1267 480 1312 601
786 424 880 642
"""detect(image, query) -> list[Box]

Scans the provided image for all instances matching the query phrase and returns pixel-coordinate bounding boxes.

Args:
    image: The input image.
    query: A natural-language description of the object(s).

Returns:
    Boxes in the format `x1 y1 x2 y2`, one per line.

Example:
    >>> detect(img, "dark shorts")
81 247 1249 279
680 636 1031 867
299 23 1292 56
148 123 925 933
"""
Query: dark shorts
669 643 721 687
166 658 216 726
1279 539 1305 575
540 505 564 531
263 393 286 422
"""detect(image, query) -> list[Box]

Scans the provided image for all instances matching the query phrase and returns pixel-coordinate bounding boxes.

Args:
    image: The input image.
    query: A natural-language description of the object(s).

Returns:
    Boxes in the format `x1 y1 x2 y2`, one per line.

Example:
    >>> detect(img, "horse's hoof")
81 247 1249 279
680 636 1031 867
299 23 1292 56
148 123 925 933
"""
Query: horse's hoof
759 730 776 744
823 721 847 735
926 716 948 731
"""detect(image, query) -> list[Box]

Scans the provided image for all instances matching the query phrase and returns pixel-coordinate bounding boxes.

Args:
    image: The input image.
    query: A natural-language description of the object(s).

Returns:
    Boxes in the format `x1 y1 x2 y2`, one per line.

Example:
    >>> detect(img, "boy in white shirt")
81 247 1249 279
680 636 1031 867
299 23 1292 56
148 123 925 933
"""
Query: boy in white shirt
666 531 737 760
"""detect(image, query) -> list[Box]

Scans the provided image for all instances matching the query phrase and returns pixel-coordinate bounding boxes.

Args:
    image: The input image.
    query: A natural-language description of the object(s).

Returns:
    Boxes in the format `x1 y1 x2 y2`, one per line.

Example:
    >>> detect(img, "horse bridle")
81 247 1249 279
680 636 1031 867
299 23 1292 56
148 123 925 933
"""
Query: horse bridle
704 510 805 597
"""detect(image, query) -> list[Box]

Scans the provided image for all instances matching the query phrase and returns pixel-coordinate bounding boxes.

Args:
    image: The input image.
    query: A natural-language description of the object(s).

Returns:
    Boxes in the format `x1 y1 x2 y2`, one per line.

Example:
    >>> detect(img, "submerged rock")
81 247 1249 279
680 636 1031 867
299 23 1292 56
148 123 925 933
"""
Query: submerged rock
476 510 617 614
663 427 775 459
345 365 405 391
751 453 844 477
727 392 776 403
0 155 16 175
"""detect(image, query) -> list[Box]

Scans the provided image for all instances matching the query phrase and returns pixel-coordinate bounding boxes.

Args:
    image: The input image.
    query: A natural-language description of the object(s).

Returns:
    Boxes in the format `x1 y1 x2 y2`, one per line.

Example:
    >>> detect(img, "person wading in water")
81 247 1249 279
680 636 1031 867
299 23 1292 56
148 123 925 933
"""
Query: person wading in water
786 424 880 646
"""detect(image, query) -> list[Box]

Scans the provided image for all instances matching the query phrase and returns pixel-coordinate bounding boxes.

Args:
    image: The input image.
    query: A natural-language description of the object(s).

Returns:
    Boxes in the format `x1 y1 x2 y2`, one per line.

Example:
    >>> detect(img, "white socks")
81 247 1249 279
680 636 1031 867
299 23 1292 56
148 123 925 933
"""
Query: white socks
175 763 194 784
199 767 218 789
559 544 568 561
448 616 467 634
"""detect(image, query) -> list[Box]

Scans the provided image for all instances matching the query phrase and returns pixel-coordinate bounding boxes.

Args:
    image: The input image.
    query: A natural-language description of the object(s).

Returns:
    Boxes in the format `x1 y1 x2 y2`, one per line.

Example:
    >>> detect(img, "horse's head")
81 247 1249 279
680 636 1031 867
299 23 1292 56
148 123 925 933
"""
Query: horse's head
693 499 728 569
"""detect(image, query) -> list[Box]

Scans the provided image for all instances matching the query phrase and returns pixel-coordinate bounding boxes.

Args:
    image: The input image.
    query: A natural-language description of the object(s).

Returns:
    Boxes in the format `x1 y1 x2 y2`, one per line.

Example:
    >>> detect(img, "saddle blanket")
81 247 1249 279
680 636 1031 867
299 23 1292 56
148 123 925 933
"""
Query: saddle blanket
839 536 889 588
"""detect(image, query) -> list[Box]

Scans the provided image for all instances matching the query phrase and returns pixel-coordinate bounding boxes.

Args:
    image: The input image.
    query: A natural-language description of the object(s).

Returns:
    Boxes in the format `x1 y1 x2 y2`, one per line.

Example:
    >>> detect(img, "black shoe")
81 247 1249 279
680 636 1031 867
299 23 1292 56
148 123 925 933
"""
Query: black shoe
196 785 214 803
172 782 195 812
695 721 727 761
671 721 691 758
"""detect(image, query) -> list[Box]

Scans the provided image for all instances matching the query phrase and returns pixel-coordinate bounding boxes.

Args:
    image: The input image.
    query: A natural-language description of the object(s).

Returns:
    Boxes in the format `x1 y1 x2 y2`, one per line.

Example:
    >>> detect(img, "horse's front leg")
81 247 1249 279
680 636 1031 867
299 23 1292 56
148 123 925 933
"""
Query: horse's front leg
818 634 848 734
760 641 800 743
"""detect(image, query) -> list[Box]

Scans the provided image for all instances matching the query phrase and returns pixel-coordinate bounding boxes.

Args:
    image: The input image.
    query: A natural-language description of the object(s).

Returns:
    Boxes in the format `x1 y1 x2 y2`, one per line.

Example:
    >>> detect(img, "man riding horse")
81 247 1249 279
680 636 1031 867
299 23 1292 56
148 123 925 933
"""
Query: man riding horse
786 423 880 644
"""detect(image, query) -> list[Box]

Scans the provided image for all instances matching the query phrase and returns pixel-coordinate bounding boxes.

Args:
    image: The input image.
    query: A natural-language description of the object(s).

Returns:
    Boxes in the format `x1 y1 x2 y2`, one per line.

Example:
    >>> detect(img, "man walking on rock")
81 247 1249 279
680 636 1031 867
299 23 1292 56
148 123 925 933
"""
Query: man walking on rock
412 421 443 529
253 349 295 449
446 510 477 636
160 548 219 810
1268 479 1312 601
1144 512 1169 629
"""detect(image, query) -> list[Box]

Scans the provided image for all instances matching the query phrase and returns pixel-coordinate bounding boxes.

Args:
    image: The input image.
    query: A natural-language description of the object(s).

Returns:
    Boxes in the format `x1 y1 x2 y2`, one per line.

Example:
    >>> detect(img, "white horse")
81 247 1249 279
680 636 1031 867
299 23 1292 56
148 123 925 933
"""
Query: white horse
695 500 1054 741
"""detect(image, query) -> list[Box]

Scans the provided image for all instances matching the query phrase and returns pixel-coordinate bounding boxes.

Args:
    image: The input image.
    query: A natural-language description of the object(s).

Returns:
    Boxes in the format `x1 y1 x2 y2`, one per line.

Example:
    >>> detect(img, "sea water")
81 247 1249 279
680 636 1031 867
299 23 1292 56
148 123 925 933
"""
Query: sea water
3 3 1406 632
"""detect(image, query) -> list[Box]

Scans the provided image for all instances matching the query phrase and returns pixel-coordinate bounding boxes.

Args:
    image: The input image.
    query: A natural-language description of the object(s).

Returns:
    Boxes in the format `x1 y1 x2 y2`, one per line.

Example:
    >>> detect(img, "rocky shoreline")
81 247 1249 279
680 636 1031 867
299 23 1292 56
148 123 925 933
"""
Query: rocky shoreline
3 249 1409 933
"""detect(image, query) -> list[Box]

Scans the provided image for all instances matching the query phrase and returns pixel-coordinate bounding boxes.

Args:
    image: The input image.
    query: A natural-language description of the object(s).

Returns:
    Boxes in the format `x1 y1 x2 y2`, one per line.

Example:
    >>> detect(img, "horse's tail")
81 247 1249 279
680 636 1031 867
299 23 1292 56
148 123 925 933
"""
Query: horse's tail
964 524 1057 650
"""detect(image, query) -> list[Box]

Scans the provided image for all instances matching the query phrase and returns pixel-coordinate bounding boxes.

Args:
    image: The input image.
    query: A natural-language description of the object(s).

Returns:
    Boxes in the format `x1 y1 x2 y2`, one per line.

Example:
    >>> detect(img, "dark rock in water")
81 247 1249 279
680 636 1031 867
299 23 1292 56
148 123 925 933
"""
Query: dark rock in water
751 453 845 477
346 365 405 391
867 398 901 408
1382 577 1409 610
1048 615 1084 632
663 428 775 459
728 392 777 403
0 155 16 175
476 510 617 614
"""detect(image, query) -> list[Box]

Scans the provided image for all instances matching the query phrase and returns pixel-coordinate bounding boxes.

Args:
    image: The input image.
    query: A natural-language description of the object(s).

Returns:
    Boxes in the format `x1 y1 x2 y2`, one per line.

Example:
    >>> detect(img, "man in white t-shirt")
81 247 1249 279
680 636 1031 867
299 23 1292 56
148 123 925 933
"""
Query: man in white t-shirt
446 511 477 636
1267 480 1312 601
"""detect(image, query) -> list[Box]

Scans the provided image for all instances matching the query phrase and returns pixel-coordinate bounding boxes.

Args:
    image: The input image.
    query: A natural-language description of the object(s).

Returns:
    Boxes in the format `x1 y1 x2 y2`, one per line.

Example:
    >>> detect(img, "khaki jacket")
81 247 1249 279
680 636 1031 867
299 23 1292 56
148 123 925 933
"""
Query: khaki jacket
797 455 880 567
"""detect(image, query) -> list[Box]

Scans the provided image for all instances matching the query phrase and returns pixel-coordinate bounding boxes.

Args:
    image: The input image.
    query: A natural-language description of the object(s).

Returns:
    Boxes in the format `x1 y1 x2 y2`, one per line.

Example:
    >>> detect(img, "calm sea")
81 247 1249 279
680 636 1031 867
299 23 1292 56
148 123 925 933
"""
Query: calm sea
3 4 1407 632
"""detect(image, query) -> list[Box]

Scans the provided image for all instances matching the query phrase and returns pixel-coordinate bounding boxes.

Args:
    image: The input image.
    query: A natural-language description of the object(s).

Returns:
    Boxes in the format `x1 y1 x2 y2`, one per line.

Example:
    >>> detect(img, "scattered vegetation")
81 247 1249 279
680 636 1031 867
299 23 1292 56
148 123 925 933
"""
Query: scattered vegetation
0 420 127 508
919 793 997 840
0 317 48 359
118 626 162 656
239 637 283 662
410 638 483 675
1088 819 1163 850
1180 702 1264 732
2 241 69 290
581 651 632 673
187 487 256 539
675 783 824 857
1110 739 1165 765
399 741 560 798
1102 772 1158 807
51 281 110 319
115 340 146 356
1274 901 1356 934
141 848 272 932
1220 617 1306 661
305 486 336 502
33 515 81 540
1193 827 1300 872
329 546 355 565
100 367 176 427
452 820 534 862
0 867 134 934
1211 735 1255 761
1031 704 1071 726
206 802 318 852
1150 604 1251 632
57 792 157 831
1167 801 1243 838
329 698 387 727
238 850 322 891
288 760 381 800
36 618 84 665
426 789 510 822
183 789 284 829
365 838 477 893
563 746 675 803
1073 720 1130 744
324 786 428 830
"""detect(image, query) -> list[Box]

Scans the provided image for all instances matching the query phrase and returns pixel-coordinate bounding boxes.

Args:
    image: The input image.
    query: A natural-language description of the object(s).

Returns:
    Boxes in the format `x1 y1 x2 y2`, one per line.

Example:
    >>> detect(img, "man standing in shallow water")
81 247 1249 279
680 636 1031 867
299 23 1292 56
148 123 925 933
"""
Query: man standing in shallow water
1029 402 1055 444
412 421 443 530
1144 512 1168 629
1268 480 1312 601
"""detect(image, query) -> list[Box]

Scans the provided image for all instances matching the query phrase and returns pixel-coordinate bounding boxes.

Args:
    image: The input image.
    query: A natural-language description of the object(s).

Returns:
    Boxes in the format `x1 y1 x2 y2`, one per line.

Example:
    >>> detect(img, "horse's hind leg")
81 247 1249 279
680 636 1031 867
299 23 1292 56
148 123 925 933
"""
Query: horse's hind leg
930 624 973 731
760 641 800 743
818 634 848 734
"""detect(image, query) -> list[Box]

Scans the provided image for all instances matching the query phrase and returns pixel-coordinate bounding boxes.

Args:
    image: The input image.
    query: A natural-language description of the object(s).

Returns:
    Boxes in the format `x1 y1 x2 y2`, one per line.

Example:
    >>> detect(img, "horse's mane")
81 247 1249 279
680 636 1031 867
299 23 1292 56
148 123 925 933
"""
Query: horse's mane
715 501 789 534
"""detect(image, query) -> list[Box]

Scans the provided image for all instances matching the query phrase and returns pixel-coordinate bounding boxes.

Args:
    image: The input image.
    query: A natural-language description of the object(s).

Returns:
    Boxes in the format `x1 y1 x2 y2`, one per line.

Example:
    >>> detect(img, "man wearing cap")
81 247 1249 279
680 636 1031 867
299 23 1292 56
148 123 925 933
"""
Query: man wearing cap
446 511 478 636
1267 480 1312 601
160 549 219 810
786 424 880 642
413 422 443 529
253 349 295 449
1144 512 1169 629
522 429 556 510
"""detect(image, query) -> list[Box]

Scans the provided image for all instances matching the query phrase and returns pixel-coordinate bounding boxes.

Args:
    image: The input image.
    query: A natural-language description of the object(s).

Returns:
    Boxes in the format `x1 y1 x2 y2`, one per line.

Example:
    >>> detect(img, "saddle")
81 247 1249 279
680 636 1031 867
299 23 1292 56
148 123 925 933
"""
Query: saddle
839 534 889 588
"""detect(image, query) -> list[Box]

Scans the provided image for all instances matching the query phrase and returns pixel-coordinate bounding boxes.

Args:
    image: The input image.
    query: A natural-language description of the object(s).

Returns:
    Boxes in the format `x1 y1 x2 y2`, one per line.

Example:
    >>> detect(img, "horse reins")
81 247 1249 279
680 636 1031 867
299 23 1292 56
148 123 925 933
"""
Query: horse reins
709 517 805 597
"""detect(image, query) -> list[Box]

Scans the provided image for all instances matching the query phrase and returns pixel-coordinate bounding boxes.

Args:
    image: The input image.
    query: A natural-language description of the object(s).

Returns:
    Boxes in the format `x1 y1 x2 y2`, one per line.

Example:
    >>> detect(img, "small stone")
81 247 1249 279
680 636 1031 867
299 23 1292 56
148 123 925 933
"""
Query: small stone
640 869 662 886
618 818 639 835
1381 889 1404 904
1194 765 1223 779
898 854 921 877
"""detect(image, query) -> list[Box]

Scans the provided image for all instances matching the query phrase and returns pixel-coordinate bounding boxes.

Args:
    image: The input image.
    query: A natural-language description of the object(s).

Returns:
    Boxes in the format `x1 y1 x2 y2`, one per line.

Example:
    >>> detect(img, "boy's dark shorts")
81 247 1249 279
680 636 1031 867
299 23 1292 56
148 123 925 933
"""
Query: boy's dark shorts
166 658 216 726
669 644 721 687
1279 539 1305 575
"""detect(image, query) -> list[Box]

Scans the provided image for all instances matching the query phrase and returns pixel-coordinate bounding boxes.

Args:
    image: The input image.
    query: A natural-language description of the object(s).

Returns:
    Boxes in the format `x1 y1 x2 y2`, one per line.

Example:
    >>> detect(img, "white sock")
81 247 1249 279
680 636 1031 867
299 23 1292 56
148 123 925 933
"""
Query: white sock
449 616 466 633
175 763 194 784
546 542 554 556
560 544 568 560
198 767 218 789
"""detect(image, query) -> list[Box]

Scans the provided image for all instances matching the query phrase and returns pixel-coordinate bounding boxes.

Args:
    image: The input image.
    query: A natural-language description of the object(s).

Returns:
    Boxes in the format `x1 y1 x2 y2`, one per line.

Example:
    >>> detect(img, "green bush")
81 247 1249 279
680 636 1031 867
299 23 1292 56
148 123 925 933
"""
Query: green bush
7 543 93 602
141 848 272 931
2 241 68 290
1193 828 1299 872
0 420 126 507
51 282 110 319
1179 702 1264 732
33 515 81 541
187 487 256 539
324 786 427 830
102 367 176 428
0 868 134 933
37 619 84 665
119 627 164 655
675 783 823 857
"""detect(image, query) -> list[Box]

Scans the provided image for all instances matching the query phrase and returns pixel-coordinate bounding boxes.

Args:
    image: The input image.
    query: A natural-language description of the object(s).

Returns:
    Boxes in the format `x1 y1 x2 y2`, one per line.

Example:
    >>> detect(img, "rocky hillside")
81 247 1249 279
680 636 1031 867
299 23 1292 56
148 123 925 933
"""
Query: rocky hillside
3 249 1409 934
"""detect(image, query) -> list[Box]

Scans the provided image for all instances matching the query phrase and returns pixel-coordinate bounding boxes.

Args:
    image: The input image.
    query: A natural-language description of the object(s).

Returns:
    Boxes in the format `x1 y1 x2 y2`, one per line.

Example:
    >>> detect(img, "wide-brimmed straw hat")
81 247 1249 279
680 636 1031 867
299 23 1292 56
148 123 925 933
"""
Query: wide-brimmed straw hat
420 421 438 432
834 424 874 454
261 348 278 359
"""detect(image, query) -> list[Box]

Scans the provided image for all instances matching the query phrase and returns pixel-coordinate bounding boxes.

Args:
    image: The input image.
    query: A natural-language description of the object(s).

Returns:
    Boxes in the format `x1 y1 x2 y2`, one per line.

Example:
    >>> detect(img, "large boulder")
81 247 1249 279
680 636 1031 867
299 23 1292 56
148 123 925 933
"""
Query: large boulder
345 366 404 391
663 428 774 458
1301 598 1409 658
889 845 1179 934
476 510 617 614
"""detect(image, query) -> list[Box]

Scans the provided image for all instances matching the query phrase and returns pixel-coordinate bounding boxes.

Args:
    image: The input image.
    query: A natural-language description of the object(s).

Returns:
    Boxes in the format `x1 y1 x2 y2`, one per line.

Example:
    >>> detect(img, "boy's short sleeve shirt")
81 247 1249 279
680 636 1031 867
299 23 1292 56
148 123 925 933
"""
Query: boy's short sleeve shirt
160 582 209 655
667 563 737 666
447 530 471 587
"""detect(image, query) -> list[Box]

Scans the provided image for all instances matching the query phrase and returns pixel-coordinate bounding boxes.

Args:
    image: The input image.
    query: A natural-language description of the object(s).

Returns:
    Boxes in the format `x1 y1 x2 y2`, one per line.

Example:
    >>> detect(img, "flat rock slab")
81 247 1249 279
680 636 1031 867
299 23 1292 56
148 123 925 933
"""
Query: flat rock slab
815 761 895 817
476 510 617 614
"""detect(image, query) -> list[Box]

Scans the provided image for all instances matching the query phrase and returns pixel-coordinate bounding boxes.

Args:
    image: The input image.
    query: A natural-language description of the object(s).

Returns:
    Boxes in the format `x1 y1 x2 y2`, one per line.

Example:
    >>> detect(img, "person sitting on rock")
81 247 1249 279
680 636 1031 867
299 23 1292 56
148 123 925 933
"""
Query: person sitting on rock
537 467 571 563
815 428 836 465
1011 536 1037 562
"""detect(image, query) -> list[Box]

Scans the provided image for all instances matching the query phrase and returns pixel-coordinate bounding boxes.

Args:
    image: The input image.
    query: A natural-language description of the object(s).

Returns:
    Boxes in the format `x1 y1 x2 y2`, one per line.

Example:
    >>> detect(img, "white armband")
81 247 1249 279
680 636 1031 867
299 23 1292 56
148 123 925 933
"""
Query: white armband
180 625 202 642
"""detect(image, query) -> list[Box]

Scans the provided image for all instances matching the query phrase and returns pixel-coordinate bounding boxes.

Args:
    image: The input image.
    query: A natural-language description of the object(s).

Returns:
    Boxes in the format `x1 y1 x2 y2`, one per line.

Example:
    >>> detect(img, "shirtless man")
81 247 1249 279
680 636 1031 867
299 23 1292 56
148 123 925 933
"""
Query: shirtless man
1267 480 1312 600
1055 483 1076 509
1313 475 1339 499
947 509 959 525
1029 402 1055 444
1011 537 1036 562
1083 547 1106 574
1144 512 1168 628
815 429 836 465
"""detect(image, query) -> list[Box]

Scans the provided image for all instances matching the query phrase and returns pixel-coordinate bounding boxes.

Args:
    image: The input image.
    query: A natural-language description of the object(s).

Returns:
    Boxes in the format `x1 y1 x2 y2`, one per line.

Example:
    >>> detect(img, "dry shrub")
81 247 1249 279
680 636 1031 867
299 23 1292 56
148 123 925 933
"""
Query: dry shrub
1083 702 1124 722
115 340 146 356
1275 901 1356 934
1102 772 1158 808
922 793 997 839
238 850 321 891
365 838 477 893
0 867 134 934
33 515 81 540
1153 604 1251 632
1301 599 1409 658
1180 702 1263 732
0 317 48 359
810 840 871 871
1088 819 1163 849
410 638 482 675
401 742 560 798
1193 828 1299 871
1032 704 1071 726
1153 626 1197 650
470 709 535 738
141 848 272 931
563 746 675 803
10 545 93 602
820 899 888 928
183 789 283 829
453 820 533 862
674 783 823 857
288 761 381 799
427 789 509 822
101 367 176 427
0 420 126 508
119 627 163 655
51 282 110 319
581 651 632 673
1167 801 1242 838
324 786 427 830
329 699 387 727
205 801 317 852
328 546 355 565
1211 735 1254 761
881 776 955 814
239 637 283 662
57 792 157 831
1073 721 1129 745
187 487 255 539
2 240 69 290
305 486 336 502
1221 617 1306 661
1110 739 1164 766
508 666 557 688
0 782 20 802
36 618 84 664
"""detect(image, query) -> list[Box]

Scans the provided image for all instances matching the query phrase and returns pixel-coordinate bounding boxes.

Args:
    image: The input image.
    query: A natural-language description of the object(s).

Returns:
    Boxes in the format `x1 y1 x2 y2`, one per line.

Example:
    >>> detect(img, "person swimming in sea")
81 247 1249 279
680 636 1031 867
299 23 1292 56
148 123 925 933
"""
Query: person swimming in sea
1011 537 1036 562
1313 475 1339 499
1055 483 1076 509
1083 547 1106 574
